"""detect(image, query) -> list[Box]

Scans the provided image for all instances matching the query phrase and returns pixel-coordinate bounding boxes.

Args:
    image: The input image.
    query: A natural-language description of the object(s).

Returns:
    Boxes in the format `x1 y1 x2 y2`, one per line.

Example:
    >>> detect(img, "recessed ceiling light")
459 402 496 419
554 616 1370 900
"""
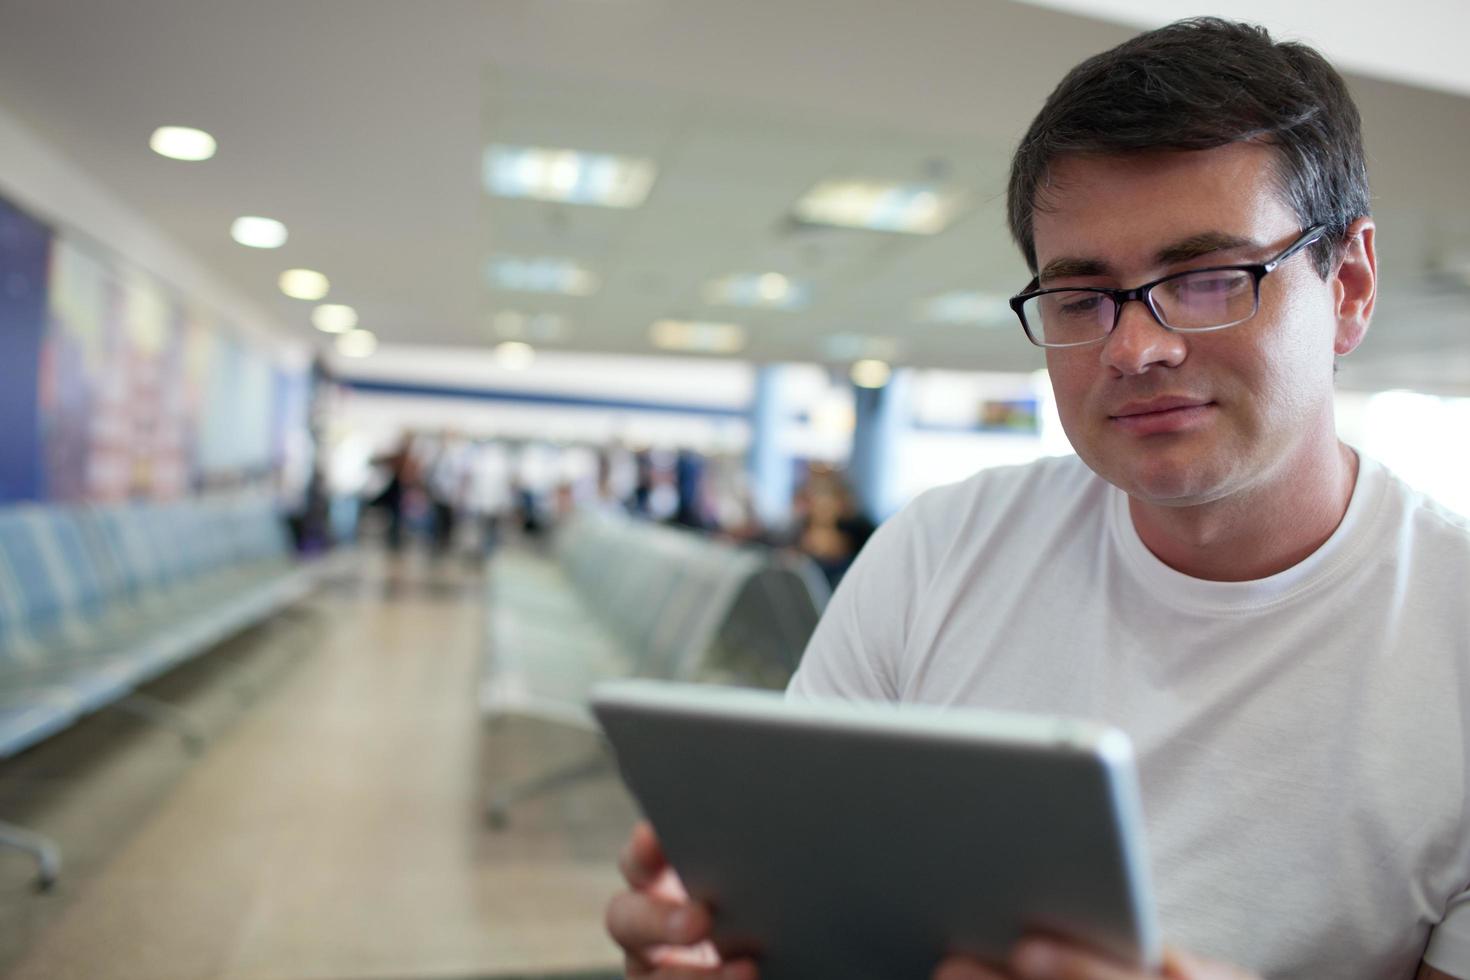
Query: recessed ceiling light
493 341 536 370
793 180 966 235
851 359 893 389
149 126 217 161
649 319 747 355
312 303 358 333
484 144 657 208
231 216 288 249
279 269 330 301
485 256 598 296
336 329 377 358
703 272 810 311
918 290 1013 325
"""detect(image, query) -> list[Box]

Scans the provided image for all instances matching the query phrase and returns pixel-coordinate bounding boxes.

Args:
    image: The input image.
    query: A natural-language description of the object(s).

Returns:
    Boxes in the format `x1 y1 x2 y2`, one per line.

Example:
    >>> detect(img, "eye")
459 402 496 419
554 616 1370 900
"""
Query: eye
1058 293 1105 317
1167 271 1250 297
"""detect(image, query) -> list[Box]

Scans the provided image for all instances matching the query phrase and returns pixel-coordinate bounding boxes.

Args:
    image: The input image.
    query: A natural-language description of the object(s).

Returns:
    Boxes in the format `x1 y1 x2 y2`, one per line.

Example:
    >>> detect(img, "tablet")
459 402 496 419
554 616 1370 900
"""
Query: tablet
592 679 1161 978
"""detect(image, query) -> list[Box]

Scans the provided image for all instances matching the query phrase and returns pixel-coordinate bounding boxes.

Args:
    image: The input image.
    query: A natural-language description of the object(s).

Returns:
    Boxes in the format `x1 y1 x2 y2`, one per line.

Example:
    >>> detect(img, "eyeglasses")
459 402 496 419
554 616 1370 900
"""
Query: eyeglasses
1009 225 1327 349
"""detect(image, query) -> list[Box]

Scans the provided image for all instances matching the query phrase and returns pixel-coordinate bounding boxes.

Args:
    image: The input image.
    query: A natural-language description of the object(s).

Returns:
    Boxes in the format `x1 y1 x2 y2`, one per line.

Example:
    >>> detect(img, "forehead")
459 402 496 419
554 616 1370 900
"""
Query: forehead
1030 143 1297 266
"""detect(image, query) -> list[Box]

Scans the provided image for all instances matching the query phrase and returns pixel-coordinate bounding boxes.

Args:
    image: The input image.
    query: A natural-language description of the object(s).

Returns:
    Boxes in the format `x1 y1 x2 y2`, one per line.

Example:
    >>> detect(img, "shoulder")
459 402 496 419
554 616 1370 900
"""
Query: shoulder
1371 458 1470 560
904 453 1096 520
877 454 1105 572
901 453 1102 534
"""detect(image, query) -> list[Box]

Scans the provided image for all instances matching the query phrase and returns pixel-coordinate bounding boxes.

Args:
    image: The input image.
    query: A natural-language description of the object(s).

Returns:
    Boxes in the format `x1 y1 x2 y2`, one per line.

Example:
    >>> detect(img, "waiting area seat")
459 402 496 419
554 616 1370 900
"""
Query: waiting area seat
0 494 319 888
480 510 830 823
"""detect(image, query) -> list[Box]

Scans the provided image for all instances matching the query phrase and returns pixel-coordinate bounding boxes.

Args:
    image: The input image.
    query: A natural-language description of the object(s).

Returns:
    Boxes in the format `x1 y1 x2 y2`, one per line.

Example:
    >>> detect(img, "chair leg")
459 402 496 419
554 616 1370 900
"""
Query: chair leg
112 694 207 753
0 821 61 891
486 747 612 830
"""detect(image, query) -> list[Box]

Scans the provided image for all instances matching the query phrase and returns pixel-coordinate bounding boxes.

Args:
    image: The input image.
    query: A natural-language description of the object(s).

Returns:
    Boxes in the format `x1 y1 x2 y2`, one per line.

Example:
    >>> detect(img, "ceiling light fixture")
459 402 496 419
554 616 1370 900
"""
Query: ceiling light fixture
311 303 358 334
485 256 599 296
793 179 966 235
850 359 893 389
279 269 330 301
484 144 657 208
335 329 377 358
230 216 288 249
649 319 747 355
149 126 217 161
493 341 536 370
703 272 810 311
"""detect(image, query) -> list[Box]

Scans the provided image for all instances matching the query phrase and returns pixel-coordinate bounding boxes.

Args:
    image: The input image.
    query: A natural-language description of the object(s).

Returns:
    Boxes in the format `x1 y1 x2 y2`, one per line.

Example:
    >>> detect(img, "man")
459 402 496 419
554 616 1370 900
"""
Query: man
606 18 1470 979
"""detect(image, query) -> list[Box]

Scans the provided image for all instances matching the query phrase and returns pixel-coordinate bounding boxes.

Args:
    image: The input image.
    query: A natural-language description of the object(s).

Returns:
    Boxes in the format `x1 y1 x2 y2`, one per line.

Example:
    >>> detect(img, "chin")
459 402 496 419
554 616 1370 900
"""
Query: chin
1087 445 1228 506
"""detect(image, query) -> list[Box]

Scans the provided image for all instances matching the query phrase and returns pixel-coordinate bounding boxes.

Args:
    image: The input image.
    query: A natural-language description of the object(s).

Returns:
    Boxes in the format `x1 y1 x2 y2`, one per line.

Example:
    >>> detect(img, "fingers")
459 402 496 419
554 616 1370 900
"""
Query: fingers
607 890 712 952
1161 947 1261 980
619 820 668 889
1006 939 1150 980
611 820 742 979
625 955 760 980
934 954 1014 979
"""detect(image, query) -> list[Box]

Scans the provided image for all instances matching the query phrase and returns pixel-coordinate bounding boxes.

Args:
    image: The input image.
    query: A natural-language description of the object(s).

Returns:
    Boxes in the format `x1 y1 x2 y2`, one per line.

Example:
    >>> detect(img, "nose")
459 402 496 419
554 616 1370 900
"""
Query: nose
1099 298 1187 375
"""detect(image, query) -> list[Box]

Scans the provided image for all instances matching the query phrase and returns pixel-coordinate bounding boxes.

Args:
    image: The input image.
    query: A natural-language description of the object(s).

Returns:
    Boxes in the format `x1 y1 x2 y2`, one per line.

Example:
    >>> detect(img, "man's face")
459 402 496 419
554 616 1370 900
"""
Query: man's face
1032 143 1352 507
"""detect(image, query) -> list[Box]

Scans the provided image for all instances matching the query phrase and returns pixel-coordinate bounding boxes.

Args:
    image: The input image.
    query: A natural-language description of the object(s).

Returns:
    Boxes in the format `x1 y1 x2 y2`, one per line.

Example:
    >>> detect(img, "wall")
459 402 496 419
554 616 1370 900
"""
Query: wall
0 104 309 503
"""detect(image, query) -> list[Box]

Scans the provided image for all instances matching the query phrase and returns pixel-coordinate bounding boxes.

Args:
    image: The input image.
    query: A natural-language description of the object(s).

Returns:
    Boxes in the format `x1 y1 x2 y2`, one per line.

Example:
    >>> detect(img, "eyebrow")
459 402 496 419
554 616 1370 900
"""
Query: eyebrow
1038 231 1262 285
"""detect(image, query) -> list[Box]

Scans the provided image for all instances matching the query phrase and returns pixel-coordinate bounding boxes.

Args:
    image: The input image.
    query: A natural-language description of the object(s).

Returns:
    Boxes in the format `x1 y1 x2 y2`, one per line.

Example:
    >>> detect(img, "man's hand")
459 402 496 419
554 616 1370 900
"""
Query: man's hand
934 939 1259 980
604 820 759 980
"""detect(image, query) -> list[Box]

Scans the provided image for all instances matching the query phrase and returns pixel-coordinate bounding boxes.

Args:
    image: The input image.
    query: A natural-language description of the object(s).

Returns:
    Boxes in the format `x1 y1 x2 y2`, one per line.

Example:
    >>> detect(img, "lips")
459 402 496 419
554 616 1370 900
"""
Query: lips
1108 396 1216 436
1109 396 1213 418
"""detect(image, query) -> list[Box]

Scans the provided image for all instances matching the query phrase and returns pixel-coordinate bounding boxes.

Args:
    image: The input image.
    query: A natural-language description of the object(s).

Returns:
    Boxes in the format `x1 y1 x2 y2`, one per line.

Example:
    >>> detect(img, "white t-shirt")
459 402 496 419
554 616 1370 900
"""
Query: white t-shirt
789 452 1470 979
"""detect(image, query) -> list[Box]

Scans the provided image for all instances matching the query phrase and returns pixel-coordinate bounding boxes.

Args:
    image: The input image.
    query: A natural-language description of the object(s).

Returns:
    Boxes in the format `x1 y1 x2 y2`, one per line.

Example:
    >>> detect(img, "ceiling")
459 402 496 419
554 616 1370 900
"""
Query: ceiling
0 0 1468 391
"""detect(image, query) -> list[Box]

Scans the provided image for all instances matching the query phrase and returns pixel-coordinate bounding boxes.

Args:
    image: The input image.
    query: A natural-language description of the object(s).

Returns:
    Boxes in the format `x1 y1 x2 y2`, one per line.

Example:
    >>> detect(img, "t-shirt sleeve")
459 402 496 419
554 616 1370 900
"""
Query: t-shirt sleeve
786 501 930 703
1424 888 1470 975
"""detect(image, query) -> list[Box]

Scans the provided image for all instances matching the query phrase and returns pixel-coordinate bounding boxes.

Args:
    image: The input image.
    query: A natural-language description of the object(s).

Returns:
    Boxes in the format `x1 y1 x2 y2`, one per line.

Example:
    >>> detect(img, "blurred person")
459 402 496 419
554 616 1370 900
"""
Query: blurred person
606 18 1470 980
791 472 874 588
425 430 472 556
672 449 715 530
366 432 420 551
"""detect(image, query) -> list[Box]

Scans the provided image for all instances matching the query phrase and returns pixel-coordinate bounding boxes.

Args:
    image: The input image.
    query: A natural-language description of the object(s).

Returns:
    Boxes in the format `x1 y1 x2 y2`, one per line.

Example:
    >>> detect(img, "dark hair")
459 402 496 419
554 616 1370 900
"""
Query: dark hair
1006 17 1369 278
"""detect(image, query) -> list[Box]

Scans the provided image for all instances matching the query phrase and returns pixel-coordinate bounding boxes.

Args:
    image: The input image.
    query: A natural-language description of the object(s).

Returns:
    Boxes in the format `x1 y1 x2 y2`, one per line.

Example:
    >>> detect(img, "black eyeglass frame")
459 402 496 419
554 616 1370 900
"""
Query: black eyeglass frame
1009 224 1328 349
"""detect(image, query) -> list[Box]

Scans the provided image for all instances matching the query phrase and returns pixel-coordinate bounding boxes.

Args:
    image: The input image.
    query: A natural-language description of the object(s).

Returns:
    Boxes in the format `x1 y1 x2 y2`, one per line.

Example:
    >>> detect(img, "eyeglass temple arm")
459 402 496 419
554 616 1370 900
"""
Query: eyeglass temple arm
1263 224 1327 273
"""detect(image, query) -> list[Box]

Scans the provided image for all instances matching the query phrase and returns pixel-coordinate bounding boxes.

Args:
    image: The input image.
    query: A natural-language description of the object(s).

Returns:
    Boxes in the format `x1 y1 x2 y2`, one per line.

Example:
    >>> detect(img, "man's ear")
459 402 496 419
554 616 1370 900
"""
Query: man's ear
1333 217 1376 356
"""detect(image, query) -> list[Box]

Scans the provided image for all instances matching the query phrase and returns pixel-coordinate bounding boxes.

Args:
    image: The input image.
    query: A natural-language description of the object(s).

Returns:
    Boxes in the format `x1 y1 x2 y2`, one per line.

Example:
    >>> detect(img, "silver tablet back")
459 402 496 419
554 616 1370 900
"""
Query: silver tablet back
594 680 1161 979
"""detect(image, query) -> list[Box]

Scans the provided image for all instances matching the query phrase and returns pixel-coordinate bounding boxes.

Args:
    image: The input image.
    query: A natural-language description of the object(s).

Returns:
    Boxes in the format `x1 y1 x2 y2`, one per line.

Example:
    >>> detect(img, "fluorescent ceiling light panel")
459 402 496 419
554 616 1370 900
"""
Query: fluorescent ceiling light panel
149 125 217 161
485 257 599 296
649 319 747 355
703 272 811 311
793 180 966 234
231 216 288 249
850 359 893 389
336 329 377 358
484 144 656 208
312 303 358 333
919 290 1014 325
279 269 330 301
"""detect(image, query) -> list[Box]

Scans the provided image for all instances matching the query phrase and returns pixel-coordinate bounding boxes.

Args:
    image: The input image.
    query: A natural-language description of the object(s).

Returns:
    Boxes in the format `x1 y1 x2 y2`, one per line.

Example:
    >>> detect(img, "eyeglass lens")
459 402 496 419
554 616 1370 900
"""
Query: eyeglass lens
1023 268 1259 346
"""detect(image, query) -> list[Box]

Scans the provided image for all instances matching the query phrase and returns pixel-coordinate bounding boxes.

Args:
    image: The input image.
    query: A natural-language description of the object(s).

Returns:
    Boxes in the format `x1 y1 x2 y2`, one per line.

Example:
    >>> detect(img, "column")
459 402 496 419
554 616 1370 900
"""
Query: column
848 369 911 522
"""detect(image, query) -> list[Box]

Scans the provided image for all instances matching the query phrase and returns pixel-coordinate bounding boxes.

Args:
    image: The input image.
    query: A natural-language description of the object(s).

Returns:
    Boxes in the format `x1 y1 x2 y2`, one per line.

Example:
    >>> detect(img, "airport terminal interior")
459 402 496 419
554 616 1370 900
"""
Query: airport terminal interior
0 2 1468 978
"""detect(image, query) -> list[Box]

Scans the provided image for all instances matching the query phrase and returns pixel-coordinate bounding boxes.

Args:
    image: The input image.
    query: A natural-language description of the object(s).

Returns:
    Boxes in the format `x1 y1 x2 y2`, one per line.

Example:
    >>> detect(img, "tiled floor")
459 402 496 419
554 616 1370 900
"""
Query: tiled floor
0 548 636 980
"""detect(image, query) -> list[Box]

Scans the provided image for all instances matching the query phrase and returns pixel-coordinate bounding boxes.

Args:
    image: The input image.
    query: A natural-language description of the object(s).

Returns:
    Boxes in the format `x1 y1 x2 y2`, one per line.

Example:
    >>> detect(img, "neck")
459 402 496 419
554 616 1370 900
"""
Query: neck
1128 439 1359 582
